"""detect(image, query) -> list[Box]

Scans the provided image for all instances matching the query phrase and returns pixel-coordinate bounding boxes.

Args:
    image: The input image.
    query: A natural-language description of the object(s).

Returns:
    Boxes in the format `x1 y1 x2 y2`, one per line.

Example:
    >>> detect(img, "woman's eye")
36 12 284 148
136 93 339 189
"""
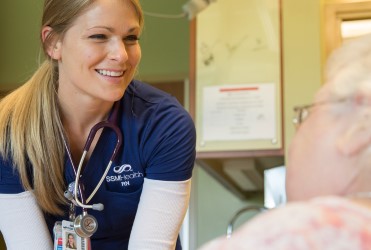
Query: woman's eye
124 35 140 44
89 34 107 40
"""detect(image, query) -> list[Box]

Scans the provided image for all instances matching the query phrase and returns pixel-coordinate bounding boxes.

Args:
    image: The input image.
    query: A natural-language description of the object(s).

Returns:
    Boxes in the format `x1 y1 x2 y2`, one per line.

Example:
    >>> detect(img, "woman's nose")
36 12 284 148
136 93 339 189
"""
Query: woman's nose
109 40 128 62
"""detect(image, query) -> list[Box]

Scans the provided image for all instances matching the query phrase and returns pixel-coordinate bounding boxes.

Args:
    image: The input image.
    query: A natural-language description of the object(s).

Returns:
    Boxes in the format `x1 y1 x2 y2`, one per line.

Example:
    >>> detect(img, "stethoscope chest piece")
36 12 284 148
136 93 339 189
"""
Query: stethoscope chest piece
74 213 98 238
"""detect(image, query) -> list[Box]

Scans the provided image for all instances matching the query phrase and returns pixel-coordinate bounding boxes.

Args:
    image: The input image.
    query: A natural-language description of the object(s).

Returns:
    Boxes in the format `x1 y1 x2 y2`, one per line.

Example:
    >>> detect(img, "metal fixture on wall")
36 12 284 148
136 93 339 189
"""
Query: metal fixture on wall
226 205 268 238
143 0 217 20
182 0 217 19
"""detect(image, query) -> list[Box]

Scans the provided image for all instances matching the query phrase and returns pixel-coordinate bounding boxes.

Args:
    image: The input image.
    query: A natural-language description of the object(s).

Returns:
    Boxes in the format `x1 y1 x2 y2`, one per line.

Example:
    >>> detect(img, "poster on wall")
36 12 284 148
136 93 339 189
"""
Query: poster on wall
202 83 276 142
195 0 282 152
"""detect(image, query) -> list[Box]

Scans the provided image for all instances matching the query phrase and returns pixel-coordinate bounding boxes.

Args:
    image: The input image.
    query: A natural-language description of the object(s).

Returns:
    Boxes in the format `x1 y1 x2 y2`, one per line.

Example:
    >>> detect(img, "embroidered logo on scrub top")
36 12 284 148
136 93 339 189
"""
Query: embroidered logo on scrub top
106 164 143 187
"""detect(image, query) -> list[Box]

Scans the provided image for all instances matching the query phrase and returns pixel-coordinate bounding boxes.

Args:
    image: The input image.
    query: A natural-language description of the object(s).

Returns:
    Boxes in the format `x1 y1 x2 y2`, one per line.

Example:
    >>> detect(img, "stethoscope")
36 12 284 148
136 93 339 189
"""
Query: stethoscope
63 101 122 239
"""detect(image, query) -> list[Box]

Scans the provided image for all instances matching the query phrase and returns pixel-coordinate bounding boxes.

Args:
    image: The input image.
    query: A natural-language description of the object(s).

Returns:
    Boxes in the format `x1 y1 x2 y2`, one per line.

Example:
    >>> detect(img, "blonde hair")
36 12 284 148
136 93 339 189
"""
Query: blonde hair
0 0 144 215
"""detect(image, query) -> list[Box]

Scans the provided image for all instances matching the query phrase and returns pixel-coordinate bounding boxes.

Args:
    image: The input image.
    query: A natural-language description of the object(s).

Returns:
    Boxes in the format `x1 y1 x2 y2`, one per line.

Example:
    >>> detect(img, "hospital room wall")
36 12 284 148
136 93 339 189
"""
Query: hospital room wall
0 1 43 91
0 0 324 249
194 0 323 247
0 0 191 90
282 0 323 157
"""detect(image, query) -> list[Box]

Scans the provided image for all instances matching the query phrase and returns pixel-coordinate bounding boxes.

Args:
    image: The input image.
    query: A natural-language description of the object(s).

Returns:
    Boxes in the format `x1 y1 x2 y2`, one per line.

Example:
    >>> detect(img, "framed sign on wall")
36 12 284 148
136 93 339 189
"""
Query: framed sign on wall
191 0 284 158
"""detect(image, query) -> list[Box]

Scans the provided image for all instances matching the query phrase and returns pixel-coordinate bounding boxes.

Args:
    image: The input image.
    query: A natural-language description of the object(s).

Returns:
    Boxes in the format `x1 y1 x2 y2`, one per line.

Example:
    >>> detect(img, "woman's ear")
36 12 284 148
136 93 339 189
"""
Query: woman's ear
41 26 62 60
336 113 371 156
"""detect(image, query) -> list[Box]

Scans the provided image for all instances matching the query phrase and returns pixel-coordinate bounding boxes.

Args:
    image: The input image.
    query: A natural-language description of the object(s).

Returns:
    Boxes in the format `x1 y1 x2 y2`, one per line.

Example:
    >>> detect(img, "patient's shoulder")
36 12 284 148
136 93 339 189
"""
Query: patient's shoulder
199 196 371 250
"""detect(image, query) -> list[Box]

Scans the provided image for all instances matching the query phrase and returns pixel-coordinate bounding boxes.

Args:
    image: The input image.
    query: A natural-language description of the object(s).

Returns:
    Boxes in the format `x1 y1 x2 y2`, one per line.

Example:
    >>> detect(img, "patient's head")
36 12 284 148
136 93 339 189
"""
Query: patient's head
287 34 371 202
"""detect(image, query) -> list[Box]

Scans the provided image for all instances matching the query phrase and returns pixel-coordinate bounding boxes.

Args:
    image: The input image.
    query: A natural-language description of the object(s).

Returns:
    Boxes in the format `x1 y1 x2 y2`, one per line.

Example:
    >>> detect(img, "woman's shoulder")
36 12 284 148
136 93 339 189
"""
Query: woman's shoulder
126 80 178 105
0 155 26 194
241 196 371 234
123 79 193 124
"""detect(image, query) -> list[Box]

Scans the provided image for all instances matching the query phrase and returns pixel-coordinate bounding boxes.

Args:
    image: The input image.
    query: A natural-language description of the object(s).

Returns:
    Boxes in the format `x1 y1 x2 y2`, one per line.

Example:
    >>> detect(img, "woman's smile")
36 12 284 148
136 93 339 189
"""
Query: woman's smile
56 0 141 103
96 69 125 77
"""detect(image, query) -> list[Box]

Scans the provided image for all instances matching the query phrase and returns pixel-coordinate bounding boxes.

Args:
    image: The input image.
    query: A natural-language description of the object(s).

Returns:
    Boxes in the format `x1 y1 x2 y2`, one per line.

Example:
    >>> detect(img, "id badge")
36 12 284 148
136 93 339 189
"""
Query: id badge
53 220 87 250
53 221 63 250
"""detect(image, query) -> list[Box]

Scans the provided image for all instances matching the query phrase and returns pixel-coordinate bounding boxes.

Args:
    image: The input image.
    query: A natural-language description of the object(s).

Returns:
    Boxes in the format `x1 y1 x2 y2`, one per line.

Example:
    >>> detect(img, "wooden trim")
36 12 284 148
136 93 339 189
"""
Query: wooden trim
278 0 285 152
197 149 284 159
324 1 371 60
189 19 196 121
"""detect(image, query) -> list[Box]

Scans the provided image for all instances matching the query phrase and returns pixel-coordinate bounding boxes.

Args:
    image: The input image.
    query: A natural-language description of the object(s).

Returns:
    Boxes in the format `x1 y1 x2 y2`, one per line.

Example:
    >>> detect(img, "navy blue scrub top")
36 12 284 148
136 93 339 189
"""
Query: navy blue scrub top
0 80 196 250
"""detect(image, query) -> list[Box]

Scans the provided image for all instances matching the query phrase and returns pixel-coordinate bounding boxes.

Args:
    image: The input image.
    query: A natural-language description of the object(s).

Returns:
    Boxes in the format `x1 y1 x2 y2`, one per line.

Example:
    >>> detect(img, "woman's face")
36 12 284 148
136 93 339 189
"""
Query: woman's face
68 234 75 244
55 0 141 103
286 101 357 201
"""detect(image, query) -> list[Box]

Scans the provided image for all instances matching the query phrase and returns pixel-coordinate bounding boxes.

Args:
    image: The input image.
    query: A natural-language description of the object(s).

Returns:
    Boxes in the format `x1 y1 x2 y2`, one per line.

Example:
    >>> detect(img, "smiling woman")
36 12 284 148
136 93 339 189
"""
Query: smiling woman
44 0 142 104
0 0 196 249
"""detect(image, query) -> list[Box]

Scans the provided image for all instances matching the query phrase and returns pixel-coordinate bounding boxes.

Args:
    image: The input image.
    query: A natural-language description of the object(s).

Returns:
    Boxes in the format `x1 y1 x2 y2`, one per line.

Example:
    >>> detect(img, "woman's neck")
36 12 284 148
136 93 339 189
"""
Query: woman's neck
59 97 113 131
58 96 115 165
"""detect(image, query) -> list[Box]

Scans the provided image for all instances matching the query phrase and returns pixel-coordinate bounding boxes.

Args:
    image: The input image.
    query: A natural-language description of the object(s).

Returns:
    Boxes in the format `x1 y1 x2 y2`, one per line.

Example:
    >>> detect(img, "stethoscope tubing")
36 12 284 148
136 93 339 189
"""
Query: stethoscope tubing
64 101 123 211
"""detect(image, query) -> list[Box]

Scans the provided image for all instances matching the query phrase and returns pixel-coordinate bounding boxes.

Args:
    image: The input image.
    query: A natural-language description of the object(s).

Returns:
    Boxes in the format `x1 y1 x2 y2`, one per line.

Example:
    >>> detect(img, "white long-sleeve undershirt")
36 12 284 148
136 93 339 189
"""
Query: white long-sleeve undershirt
128 178 192 250
0 178 191 250
0 191 53 250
